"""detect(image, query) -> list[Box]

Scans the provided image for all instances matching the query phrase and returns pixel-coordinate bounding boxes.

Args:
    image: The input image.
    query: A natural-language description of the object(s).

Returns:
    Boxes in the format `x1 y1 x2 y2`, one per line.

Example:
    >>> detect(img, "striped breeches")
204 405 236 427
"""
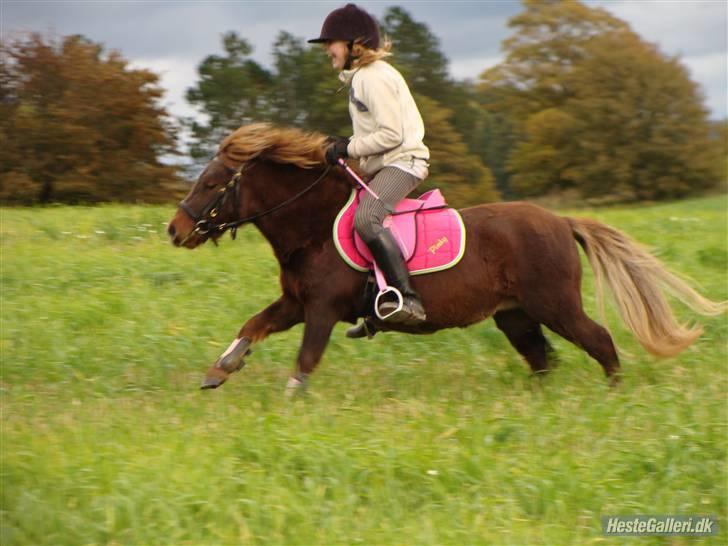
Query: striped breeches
354 167 422 243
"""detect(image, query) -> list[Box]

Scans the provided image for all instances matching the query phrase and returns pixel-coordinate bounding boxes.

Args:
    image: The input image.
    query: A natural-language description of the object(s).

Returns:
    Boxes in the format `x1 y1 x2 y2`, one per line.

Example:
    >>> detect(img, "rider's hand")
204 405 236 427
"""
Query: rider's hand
325 137 350 165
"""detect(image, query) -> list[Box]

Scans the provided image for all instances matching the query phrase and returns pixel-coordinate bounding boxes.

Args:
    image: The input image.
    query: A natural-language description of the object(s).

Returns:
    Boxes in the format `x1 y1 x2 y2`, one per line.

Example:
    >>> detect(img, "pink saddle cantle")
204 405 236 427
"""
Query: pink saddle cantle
333 188 467 285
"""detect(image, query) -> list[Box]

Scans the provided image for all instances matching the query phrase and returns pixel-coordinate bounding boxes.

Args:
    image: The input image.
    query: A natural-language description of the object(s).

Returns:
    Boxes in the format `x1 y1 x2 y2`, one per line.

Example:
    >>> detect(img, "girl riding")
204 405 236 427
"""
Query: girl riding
309 3 431 333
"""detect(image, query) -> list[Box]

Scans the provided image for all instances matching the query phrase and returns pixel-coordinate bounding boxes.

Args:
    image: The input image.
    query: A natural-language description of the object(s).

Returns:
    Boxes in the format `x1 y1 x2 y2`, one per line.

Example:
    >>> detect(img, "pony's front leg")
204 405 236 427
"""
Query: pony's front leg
201 295 303 389
286 306 338 396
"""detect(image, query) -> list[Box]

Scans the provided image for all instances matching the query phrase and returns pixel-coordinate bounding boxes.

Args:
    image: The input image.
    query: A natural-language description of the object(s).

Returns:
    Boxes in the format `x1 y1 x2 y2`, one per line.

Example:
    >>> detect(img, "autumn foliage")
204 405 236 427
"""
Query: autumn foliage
480 0 722 202
0 33 186 204
0 1 722 206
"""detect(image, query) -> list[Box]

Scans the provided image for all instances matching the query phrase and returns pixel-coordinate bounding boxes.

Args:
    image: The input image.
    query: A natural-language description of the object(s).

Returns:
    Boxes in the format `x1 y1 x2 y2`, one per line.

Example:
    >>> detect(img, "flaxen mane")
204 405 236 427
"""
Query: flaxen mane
218 123 328 169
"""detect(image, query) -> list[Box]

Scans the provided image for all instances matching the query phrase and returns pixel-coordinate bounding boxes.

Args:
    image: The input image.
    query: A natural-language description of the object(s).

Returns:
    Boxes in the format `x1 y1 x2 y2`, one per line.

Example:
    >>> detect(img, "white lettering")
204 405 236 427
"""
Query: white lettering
604 515 716 536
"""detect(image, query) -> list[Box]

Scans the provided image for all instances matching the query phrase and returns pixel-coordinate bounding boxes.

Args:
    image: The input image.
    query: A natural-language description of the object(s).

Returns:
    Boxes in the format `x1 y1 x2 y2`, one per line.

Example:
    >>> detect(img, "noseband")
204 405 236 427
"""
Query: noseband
178 163 243 240
177 161 331 245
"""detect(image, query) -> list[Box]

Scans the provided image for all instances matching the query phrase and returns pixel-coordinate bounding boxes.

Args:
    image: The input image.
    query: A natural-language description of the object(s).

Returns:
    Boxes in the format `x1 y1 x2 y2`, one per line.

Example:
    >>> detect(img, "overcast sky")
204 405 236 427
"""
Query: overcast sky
3 0 726 125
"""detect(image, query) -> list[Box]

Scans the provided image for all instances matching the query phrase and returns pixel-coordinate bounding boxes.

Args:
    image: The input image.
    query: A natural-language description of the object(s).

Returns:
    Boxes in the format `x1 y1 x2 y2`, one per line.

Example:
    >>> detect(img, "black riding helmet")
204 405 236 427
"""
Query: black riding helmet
308 3 380 50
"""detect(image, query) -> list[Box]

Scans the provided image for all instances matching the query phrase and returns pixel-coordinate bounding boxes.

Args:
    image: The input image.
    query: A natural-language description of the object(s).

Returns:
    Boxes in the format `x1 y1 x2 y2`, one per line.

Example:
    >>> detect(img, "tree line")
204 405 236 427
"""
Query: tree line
0 34 185 204
1 1 723 206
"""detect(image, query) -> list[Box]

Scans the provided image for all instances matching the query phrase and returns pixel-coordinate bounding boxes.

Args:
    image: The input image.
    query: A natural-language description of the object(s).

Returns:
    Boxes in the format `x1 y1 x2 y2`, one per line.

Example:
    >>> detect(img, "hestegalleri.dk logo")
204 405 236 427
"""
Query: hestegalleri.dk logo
602 515 718 536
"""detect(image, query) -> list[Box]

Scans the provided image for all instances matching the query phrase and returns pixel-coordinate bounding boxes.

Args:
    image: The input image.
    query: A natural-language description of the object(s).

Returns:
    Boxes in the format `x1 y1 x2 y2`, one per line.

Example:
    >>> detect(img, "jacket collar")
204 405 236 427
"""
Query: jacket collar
338 67 360 86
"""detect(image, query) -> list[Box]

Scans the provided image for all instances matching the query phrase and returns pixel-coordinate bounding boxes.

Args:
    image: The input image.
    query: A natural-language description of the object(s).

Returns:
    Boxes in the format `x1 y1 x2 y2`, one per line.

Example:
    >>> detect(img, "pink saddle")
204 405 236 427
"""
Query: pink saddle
334 188 466 282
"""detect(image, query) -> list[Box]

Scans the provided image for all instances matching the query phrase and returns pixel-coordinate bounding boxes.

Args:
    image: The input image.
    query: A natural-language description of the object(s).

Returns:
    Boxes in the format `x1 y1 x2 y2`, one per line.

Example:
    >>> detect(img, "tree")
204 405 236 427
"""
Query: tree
416 95 499 206
0 33 184 204
185 32 274 162
380 7 451 104
559 32 719 200
480 0 721 201
268 32 350 136
506 107 578 196
712 119 728 193
481 0 629 118
471 86 520 198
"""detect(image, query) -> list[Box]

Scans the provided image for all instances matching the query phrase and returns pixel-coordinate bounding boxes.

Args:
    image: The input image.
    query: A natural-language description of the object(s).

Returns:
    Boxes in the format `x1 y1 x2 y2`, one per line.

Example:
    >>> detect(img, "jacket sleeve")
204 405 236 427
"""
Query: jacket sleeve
347 72 403 159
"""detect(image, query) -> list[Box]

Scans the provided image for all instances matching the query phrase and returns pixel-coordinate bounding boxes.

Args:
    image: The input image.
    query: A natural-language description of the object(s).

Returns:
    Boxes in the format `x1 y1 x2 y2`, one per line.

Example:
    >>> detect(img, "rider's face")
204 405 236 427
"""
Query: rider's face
324 40 349 71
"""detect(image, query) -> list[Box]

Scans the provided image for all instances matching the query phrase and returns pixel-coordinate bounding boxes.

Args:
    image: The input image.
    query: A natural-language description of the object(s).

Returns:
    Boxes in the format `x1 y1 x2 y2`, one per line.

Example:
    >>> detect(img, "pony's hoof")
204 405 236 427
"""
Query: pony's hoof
284 375 308 398
200 376 225 389
608 373 622 388
201 367 228 389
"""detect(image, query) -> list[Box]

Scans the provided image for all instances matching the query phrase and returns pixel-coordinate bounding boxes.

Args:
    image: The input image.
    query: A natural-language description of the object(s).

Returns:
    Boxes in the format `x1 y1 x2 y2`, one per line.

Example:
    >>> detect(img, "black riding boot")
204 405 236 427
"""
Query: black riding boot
366 230 426 325
346 317 379 339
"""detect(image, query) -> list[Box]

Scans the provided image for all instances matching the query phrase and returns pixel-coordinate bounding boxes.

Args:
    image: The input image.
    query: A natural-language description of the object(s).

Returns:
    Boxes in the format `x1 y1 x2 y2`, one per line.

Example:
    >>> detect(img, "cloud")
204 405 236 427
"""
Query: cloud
682 52 728 118
449 55 504 81
599 0 726 57
128 56 204 121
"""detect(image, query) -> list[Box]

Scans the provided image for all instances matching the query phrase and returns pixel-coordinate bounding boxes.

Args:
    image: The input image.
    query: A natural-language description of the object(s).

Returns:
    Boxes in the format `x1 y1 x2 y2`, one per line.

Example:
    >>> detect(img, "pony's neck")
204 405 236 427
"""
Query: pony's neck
248 161 350 264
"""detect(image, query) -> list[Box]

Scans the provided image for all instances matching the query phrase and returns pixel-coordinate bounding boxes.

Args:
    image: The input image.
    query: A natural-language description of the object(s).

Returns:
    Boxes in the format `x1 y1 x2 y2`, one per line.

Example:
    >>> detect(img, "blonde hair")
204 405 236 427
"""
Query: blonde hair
350 38 393 68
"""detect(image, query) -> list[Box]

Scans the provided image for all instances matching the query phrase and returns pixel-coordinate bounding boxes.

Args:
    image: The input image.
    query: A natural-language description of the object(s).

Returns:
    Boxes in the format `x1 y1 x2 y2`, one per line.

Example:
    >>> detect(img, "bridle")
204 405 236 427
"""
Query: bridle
177 160 332 245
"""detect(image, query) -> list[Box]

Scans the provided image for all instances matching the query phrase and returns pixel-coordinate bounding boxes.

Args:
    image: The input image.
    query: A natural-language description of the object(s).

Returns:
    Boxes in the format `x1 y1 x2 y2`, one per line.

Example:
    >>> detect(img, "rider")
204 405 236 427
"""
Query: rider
309 3 430 336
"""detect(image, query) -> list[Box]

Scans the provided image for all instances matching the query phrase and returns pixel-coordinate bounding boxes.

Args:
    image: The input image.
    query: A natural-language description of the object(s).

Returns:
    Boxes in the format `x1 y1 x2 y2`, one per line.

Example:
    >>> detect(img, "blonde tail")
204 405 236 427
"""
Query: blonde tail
569 217 726 357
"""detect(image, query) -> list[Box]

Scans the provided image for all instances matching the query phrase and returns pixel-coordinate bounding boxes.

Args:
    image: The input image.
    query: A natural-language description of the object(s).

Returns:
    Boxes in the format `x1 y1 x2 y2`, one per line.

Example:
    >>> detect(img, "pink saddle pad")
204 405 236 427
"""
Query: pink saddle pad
334 188 466 275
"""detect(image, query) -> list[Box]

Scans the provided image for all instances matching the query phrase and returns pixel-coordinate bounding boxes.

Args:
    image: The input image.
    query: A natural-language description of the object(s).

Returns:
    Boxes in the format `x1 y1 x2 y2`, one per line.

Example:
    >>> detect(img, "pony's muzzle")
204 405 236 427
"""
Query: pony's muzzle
167 223 185 247
167 210 199 248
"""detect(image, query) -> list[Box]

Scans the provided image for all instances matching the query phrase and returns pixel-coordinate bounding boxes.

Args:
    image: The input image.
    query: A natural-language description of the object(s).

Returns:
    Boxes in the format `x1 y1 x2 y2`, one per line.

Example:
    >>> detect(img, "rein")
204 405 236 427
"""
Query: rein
178 162 332 245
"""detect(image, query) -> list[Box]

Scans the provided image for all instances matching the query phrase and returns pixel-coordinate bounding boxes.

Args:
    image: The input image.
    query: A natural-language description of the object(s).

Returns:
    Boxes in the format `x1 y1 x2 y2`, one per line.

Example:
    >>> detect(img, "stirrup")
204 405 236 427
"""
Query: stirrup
374 286 404 321
375 288 427 325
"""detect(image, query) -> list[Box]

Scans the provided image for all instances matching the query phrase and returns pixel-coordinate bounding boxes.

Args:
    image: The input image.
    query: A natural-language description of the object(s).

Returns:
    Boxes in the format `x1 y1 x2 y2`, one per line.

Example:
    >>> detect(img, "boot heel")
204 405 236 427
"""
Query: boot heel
346 319 378 339
378 295 426 325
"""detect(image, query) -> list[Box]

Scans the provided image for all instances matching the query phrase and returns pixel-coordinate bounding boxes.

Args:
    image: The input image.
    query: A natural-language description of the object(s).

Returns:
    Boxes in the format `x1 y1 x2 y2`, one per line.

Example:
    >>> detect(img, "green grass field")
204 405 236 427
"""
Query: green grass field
1 196 726 545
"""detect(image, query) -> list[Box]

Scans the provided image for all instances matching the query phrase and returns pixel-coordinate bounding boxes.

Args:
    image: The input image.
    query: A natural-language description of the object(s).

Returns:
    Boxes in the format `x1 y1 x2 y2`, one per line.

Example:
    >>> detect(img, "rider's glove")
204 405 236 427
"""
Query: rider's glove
325 137 350 165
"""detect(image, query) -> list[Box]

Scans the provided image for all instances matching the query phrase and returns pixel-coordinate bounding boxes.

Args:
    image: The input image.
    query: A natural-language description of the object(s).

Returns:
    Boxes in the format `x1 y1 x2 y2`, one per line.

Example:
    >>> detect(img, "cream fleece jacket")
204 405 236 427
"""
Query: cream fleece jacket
339 60 430 177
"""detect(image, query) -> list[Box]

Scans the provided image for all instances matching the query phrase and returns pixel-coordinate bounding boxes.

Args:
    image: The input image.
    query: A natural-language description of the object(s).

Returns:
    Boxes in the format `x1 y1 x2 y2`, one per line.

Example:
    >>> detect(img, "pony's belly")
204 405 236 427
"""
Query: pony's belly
495 299 521 312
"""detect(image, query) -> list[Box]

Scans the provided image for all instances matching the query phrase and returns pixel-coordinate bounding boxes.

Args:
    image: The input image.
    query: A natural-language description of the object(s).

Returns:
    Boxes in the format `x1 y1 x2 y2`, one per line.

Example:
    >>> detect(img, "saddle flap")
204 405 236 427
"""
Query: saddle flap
383 213 417 260
334 188 465 276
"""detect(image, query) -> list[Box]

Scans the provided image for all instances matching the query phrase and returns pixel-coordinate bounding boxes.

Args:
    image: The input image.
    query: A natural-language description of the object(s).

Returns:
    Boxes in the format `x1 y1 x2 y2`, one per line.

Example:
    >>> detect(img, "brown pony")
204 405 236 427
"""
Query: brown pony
167 123 725 392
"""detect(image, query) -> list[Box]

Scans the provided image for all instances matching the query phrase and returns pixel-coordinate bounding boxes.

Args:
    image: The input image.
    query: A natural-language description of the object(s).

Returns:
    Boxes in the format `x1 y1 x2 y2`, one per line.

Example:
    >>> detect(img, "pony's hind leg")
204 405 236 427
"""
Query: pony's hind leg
538 306 621 383
493 308 554 375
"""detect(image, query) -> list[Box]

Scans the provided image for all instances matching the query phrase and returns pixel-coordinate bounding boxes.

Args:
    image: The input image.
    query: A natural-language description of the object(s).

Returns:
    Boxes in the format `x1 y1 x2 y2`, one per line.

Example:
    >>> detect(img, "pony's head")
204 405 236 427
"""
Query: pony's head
167 123 328 248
